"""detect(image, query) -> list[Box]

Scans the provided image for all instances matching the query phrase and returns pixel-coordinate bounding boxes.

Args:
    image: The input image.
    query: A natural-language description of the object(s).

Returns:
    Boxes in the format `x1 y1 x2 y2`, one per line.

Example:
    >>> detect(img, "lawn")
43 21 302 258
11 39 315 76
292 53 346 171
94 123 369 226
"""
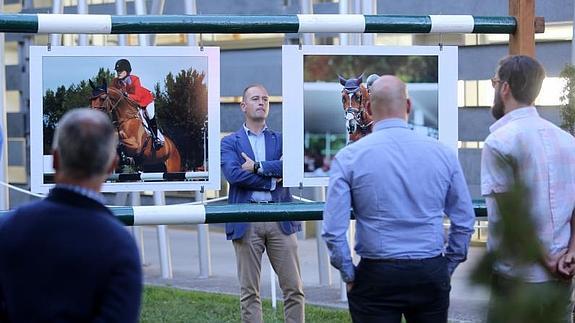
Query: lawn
141 285 352 323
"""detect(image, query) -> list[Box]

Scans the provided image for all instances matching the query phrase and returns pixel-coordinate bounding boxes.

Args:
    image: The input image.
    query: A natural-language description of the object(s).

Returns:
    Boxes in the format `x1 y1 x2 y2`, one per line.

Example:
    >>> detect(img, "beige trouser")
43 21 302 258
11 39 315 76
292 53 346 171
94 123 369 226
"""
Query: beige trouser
233 222 305 323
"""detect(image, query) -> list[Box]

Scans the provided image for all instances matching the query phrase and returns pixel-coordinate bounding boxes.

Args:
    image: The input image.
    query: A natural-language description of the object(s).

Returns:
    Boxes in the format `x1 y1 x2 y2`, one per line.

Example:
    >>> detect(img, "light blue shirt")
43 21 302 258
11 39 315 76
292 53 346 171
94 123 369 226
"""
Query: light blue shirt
0 124 3 161
243 124 276 202
322 118 475 282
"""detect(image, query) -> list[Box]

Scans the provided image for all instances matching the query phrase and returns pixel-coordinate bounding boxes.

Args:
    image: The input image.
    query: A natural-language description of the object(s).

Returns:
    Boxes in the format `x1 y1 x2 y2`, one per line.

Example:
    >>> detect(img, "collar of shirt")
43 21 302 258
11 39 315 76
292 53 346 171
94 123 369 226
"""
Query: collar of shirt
54 184 107 205
489 106 538 133
243 123 268 137
373 118 410 132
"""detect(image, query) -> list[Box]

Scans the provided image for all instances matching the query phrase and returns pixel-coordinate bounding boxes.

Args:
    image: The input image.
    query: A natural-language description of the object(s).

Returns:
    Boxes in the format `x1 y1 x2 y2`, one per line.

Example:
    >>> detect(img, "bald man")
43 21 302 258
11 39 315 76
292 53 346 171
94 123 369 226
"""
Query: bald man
322 76 475 323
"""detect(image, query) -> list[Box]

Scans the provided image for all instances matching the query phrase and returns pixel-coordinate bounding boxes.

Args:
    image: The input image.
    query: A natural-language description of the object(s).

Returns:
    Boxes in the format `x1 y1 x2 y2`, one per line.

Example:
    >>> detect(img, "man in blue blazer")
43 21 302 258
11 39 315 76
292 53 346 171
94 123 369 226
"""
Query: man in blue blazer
221 84 304 323
0 109 142 323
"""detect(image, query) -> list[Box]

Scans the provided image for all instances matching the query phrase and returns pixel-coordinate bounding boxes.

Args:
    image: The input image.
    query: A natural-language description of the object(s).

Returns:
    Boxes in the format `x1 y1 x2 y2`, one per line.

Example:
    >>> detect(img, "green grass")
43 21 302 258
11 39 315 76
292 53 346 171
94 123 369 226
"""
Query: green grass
141 285 352 323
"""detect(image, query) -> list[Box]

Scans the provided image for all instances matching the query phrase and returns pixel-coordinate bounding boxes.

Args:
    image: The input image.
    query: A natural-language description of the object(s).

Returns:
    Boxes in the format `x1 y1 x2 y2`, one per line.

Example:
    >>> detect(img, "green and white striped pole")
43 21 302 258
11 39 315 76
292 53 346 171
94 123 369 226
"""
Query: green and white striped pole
0 201 483 226
0 14 516 34
116 202 329 225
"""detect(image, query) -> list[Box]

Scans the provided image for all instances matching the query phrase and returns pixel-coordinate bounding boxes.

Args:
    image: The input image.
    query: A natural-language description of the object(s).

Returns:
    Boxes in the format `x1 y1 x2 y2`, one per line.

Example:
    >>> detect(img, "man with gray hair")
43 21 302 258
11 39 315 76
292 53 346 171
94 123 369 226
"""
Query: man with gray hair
0 108 142 323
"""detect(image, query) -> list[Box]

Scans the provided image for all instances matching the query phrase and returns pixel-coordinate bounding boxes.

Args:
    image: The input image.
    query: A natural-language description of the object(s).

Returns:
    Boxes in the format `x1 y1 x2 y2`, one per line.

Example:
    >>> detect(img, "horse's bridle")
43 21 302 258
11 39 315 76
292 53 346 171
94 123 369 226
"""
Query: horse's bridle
343 89 373 135
90 89 152 164
91 89 139 128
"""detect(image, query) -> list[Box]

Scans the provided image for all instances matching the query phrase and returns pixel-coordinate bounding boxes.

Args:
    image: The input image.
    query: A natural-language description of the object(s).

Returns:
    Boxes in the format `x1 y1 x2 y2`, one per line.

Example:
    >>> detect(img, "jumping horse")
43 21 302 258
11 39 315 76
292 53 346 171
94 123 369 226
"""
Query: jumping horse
338 74 377 144
89 80 182 172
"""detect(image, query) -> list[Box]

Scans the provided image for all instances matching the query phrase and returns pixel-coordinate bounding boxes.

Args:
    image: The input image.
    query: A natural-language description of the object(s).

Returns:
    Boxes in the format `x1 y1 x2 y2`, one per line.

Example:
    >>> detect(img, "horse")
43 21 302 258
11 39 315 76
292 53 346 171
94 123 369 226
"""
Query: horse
338 74 376 143
89 80 182 172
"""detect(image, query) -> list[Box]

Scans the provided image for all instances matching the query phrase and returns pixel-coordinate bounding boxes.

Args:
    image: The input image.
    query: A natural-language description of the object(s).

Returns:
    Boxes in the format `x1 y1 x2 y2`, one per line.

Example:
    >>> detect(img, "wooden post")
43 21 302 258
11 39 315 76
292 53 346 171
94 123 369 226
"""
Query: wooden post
509 0 535 56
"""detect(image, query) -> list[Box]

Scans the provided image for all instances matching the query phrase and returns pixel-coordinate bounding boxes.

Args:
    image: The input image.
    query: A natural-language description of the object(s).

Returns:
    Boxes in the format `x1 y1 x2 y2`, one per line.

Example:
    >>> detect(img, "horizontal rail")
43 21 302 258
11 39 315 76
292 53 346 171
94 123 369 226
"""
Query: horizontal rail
0 14 516 34
44 172 209 183
0 201 488 226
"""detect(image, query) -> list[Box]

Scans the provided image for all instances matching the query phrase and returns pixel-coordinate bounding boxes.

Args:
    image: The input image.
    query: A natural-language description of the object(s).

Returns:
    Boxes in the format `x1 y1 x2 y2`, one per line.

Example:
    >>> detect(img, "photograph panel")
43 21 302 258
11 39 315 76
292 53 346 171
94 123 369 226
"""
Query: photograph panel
283 45 457 187
30 46 221 192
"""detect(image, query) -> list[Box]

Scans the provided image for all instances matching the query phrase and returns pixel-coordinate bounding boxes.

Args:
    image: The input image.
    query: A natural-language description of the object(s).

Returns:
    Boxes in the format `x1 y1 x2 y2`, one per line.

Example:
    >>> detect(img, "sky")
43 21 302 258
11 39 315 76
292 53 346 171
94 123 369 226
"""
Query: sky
42 55 208 93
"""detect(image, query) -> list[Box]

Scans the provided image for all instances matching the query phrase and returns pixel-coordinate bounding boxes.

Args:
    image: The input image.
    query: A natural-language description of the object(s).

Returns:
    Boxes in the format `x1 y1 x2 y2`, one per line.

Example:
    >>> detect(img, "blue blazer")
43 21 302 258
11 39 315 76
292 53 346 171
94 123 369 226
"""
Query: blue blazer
221 127 300 240
0 188 142 323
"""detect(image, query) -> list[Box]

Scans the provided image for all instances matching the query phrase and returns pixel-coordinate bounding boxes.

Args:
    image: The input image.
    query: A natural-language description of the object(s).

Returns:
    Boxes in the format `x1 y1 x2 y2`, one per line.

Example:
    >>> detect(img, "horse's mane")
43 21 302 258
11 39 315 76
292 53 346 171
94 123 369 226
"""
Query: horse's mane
107 86 140 109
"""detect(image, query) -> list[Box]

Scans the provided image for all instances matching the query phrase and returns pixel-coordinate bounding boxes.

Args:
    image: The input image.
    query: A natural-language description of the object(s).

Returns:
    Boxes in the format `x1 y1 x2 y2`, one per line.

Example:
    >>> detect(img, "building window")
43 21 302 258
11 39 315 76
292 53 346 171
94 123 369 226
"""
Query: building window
8 138 26 184
458 141 484 149
458 77 564 108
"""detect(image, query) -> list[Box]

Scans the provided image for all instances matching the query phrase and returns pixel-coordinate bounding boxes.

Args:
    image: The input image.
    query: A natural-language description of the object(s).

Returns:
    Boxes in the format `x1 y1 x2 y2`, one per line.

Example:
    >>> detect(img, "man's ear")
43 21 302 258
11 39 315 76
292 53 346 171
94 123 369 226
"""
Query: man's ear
240 101 247 113
366 99 372 116
406 98 412 115
501 82 512 99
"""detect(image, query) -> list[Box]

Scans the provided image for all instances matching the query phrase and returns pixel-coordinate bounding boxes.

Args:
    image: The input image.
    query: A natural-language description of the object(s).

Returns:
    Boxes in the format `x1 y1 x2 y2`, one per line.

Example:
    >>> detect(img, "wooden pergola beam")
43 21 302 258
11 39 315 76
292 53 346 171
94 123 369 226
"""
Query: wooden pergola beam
509 0 535 56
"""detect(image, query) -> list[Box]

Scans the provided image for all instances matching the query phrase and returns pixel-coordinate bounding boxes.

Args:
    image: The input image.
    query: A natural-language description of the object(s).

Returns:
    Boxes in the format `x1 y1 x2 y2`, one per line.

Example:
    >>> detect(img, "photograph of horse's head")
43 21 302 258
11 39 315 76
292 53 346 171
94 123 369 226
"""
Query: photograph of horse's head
338 73 374 143
302 54 439 178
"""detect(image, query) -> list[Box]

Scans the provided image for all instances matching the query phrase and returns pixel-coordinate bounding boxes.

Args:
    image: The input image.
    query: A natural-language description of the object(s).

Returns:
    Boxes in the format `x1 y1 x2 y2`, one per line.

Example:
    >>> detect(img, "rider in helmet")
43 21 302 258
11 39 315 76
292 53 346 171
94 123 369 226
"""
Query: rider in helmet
112 58 164 150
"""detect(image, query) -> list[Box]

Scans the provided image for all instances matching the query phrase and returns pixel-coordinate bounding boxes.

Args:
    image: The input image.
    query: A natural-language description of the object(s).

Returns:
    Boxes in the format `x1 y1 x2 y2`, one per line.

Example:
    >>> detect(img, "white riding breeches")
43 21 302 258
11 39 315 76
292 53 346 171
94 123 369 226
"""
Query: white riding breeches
139 102 164 142
146 101 155 118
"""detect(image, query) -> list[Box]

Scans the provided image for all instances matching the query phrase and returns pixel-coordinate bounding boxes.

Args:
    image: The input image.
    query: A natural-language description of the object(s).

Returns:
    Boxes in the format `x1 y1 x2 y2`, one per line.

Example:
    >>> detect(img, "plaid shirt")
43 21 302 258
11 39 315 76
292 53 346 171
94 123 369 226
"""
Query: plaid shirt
481 106 575 282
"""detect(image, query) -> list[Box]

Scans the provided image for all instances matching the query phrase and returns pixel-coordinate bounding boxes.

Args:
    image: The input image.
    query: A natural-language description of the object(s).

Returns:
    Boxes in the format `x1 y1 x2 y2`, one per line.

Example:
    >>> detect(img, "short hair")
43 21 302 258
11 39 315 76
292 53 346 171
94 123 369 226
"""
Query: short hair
52 108 117 180
241 84 267 102
497 55 545 105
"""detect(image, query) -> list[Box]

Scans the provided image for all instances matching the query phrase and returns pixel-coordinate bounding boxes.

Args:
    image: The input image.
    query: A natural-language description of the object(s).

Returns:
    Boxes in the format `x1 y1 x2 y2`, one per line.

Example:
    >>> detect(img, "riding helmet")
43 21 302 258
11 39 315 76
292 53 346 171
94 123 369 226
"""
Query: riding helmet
114 59 132 74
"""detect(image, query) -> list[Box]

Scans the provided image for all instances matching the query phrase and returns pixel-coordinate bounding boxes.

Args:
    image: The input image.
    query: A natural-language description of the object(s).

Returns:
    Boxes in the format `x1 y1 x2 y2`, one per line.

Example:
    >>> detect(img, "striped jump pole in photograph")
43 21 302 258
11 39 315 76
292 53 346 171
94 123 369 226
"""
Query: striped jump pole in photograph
107 171 209 182
43 171 209 183
0 201 488 226
0 14 516 34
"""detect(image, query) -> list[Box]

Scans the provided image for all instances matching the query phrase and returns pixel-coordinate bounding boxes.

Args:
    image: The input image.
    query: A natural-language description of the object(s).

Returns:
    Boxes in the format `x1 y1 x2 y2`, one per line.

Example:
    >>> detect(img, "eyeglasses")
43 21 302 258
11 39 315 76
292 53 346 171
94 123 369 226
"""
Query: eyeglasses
491 77 505 88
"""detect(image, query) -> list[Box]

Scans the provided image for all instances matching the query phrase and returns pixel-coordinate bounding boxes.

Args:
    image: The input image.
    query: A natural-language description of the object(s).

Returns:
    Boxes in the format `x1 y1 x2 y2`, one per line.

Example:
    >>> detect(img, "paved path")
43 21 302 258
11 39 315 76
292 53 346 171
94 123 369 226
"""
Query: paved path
140 226 489 322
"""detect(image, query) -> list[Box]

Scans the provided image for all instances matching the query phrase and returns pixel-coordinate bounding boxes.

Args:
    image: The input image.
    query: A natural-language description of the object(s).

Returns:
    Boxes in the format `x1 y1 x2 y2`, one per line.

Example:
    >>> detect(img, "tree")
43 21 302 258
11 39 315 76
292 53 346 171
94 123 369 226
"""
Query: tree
43 86 68 154
42 68 116 154
304 55 438 83
155 69 208 170
560 64 575 135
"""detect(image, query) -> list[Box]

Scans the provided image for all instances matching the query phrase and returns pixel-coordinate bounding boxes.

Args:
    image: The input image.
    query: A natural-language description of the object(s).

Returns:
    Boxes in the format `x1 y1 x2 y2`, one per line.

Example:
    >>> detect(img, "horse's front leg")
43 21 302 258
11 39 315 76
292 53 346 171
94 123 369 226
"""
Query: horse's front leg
118 129 140 156
116 144 135 167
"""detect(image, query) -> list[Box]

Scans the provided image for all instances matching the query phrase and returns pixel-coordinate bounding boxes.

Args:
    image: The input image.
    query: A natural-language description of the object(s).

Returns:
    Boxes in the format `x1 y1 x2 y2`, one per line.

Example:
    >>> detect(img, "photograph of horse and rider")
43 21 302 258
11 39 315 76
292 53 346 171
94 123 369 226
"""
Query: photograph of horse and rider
302 54 439 178
41 54 209 179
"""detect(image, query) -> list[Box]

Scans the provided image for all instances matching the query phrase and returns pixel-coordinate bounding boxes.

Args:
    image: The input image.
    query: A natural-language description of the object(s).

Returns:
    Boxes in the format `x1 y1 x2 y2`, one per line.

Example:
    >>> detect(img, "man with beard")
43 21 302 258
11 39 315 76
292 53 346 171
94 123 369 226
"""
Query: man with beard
481 55 575 320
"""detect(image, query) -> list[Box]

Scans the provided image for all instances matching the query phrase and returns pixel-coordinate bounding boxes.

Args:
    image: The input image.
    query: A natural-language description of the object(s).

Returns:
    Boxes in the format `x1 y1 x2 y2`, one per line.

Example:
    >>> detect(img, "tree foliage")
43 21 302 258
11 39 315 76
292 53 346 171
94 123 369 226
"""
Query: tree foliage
43 68 116 154
304 55 438 83
560 64 575 135
155 69 208 170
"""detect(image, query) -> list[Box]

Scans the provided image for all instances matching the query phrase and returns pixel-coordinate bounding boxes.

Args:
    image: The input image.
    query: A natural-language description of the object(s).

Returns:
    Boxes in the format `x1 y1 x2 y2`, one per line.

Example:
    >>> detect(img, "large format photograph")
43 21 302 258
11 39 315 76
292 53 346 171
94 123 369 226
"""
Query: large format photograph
303 54 438 178
282 45 458 187
30 46 221 192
